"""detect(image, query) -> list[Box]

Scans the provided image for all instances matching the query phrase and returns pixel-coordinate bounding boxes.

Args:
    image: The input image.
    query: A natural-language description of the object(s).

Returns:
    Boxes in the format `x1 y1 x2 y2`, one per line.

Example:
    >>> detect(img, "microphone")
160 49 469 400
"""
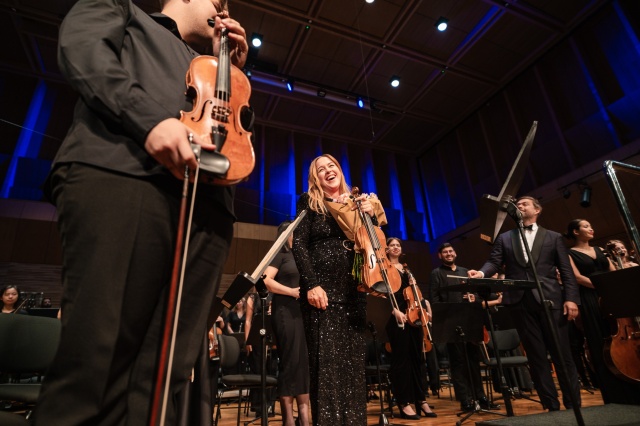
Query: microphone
506 199 523 224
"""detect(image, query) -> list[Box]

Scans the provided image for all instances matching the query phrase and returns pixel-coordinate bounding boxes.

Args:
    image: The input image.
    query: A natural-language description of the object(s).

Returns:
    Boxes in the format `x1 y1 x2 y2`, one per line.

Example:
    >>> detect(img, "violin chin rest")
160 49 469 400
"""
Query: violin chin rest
199 150 231 177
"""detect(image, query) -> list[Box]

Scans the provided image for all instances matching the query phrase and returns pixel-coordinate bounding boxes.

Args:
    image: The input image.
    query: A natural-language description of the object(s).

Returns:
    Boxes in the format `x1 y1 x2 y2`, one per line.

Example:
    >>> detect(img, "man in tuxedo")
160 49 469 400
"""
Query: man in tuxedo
468 196 581 411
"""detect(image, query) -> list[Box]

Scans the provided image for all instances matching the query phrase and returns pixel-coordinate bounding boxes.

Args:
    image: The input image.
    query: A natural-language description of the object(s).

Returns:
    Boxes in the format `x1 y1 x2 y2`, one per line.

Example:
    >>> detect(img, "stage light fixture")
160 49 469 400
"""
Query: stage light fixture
251 33 263 48
356 97 364 108
435 17 449 32
389 76 400 88
285 79 294 92
580 186 592 208
317 88 326 98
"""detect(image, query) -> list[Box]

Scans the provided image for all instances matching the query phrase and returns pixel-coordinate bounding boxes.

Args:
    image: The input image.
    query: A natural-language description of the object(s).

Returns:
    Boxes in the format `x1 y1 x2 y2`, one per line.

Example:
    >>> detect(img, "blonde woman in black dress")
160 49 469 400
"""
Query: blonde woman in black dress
292 153 382 426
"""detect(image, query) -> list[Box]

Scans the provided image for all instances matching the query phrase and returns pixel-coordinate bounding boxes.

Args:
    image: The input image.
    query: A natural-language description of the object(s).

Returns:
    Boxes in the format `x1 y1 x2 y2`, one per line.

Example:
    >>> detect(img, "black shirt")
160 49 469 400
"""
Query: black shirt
54 0 232 215
429 264 469 304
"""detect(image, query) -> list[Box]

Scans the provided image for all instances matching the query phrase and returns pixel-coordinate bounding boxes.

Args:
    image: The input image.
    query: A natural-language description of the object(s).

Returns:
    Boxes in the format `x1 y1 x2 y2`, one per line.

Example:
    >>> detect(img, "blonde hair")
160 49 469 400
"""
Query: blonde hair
306 154 350 215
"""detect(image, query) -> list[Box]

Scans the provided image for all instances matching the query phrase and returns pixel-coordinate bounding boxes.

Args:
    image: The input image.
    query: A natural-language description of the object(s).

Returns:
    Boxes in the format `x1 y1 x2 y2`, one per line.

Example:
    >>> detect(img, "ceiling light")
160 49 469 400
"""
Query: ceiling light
251 33 263 48
356 97 364 108
365 0 375 3
389 76 400 88
285 79 294 92
435 17 449 32
580 186 592 208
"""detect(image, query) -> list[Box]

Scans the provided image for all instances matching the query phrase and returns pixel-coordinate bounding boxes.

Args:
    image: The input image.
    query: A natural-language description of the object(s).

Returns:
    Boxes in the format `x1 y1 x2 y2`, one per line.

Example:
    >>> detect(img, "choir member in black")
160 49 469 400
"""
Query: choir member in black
263 220 310 426
292 153 384 426
566 219 640 405
468 196 581 412
429 243 499 412
384 237 437 419
33 0 249 423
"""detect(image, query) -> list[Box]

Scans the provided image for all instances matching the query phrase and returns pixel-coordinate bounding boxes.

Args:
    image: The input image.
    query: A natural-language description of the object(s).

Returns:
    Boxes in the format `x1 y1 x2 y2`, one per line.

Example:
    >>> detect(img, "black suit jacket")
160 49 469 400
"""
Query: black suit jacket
479 227 579 308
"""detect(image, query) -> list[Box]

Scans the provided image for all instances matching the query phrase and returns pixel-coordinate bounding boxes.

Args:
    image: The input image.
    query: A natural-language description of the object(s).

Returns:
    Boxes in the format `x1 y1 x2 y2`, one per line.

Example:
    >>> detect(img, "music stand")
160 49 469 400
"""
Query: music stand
431 302 494 425
366 292 401 423
245 285 275 426
591 267 640 318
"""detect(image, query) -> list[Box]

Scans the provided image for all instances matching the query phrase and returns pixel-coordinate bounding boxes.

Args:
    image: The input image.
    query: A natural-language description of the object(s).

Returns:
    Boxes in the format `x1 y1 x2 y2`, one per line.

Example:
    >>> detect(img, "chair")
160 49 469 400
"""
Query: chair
480 328 540 405
0 315 61 419
214 334 277 426
0 411 30 426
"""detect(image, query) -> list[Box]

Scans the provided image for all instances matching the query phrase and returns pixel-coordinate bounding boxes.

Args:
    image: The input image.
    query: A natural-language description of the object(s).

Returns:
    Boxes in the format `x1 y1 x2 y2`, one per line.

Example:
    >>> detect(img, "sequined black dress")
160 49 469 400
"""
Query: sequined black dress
292 193 367 426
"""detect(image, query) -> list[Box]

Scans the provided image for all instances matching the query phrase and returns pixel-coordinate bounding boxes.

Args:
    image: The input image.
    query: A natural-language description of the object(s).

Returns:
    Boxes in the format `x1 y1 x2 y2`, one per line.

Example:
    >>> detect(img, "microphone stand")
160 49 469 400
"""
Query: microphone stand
255 279 270 426
367 322 398 426
506 202 584 426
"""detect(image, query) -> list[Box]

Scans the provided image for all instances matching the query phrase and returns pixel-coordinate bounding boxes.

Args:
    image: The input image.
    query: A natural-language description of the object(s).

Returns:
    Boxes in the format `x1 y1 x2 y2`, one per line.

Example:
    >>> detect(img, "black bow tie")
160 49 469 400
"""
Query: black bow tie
523 224 534 231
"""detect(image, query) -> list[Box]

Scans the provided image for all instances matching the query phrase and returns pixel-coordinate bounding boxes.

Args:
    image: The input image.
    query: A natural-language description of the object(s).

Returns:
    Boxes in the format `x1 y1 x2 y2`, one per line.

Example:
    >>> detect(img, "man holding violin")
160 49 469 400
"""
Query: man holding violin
34 0 248 425
429 243 500 413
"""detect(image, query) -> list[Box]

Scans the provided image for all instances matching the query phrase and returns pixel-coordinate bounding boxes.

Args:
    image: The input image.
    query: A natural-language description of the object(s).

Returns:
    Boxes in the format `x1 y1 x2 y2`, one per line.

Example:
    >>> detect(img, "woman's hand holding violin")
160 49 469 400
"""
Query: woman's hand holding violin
351 195 374 217
392 308 407 326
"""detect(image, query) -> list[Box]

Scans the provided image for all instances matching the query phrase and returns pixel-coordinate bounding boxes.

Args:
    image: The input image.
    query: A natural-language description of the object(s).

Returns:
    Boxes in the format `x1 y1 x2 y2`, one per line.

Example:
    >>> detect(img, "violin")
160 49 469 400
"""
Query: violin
180 26 255 186
402 265 433 352
351 188 403 328
208 321 223 360
603 249 640 383
150 24 255 426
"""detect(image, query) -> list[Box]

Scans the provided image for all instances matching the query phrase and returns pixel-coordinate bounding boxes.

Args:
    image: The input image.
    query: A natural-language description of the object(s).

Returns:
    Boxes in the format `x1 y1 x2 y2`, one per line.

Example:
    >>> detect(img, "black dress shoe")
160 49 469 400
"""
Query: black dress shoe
399 404 420 420
460 400 475 413
478 397 500 410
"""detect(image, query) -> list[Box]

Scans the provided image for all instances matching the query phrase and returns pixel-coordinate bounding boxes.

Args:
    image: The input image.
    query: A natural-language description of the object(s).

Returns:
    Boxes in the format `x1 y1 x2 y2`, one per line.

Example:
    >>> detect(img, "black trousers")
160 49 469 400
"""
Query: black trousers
447 341 485 403
34 164 234 426
510 292 581 410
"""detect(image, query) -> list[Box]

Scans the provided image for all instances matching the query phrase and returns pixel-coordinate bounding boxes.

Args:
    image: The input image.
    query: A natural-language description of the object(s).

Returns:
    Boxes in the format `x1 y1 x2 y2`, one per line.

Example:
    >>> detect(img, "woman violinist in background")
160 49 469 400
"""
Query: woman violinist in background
605 240 638 268
292 153 383 426
263 220 310 426
384 238 437 419
1 284 28 315
566 219 640 404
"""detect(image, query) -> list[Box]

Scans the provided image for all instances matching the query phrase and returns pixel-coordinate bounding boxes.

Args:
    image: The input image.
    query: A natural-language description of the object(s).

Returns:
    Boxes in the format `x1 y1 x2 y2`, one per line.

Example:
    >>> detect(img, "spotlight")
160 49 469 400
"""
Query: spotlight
317 88 326 98
285 79 294 92
356 97 364 108
580 186 592 208
250 33 263 48
389 75 400 88
365 0 374 3
244 68 252 79
435 17 449 32
562 188 571 199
